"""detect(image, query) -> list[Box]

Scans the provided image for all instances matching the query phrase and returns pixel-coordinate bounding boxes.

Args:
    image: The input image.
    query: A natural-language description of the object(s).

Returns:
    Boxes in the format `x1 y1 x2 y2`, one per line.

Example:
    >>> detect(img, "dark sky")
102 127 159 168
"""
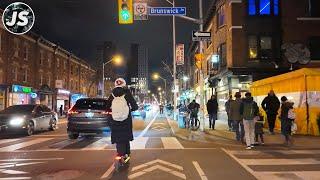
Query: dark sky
1 0 212 86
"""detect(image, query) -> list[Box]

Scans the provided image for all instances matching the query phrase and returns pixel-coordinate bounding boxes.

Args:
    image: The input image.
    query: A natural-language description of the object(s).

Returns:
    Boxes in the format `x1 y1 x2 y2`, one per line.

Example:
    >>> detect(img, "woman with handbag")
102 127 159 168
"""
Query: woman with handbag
280 96 296 146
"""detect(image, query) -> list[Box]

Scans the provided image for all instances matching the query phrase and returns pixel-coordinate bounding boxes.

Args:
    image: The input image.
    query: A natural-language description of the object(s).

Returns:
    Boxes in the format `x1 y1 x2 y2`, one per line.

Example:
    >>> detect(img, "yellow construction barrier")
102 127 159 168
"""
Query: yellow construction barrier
251 68 320 136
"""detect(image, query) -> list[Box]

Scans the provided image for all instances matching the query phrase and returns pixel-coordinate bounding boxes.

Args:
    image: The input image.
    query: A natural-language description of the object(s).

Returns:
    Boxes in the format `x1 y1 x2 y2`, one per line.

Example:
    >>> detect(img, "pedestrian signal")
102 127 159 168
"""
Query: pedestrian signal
118 0 133 24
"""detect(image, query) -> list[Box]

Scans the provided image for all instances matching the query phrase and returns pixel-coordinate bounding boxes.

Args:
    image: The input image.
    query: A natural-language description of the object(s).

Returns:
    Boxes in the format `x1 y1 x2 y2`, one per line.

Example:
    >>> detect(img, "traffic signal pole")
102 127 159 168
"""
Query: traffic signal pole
198 0 205 131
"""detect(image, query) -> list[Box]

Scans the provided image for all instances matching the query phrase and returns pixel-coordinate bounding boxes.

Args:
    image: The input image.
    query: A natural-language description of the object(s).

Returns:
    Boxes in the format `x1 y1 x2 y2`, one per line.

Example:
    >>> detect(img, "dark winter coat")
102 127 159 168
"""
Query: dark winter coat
229 98 242 121
261 95 280 115
280 101 294 136
207 99 218 114
107 87 138 144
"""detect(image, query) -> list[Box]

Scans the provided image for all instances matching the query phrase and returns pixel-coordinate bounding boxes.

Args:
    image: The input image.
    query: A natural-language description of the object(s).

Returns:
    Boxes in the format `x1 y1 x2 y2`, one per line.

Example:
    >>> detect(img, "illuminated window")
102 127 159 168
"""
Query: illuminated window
248 35 274 60
249 36 258 59
217 5 226 27
248 0 278 16
217 43 227 66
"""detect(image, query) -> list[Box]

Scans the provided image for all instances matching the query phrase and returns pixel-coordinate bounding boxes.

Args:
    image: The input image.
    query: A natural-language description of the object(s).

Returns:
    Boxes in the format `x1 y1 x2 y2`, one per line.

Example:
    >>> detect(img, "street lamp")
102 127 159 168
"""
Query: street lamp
183 76 189 82
158 87 162 91
152 73 167 103
102 55 123 97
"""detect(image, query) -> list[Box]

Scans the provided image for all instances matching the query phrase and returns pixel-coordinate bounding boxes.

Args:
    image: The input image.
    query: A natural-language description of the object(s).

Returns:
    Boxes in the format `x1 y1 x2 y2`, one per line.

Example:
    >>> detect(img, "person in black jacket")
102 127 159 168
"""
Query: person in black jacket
207 95 218 130
106 78 138 159
261 90 280 134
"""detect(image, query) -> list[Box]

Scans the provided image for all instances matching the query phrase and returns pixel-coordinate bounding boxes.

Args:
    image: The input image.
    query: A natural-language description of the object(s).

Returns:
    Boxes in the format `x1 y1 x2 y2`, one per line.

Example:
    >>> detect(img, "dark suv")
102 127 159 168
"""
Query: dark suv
67 98 111 139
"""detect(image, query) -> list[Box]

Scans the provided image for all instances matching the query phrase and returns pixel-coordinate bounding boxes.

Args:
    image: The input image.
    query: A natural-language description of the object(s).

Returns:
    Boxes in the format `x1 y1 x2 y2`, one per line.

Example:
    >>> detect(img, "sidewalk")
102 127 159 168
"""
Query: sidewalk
168 117 320 149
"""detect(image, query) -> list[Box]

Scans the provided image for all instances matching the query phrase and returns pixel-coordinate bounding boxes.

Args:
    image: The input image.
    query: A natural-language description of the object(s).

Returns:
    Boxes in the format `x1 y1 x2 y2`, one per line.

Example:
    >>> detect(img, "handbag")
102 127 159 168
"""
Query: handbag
291 122 297 134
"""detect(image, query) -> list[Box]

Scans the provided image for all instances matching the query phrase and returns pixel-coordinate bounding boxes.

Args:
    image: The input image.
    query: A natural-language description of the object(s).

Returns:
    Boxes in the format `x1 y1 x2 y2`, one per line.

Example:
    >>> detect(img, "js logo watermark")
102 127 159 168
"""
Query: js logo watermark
2 2 35 35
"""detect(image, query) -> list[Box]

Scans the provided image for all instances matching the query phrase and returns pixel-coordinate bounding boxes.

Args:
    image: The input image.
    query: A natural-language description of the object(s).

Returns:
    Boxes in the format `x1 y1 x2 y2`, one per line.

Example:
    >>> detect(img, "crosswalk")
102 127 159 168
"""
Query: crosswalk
223 149 320 180
0 136 185 152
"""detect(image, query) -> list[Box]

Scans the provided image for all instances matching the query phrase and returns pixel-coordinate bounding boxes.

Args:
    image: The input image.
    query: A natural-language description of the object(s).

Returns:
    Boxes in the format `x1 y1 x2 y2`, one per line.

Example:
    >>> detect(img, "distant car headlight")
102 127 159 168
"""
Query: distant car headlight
9 117 25 126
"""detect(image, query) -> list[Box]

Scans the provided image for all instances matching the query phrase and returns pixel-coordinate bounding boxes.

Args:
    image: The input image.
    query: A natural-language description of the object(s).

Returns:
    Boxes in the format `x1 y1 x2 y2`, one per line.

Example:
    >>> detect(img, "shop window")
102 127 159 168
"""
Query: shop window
248 35 274 60
309 0 320 17
217 43 227 67
310 37 320 60
248 0 279 16
217 5 226 28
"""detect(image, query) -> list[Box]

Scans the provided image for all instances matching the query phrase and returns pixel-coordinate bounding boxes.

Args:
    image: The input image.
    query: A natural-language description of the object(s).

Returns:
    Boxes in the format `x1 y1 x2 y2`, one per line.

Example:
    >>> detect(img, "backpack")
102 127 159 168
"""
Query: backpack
111 93 129 121
243 102 255 120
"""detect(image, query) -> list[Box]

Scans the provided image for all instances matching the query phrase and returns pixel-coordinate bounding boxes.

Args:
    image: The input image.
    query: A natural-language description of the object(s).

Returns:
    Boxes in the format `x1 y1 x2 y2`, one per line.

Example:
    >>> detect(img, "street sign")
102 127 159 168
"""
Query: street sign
148 7 186 16
192 31 211 41
134 1 148 20
176 44 184 65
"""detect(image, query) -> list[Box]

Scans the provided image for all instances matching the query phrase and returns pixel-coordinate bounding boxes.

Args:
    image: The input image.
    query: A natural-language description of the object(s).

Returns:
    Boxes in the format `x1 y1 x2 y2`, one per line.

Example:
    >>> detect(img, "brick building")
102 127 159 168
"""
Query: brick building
0 17 97 111
186 0 320 118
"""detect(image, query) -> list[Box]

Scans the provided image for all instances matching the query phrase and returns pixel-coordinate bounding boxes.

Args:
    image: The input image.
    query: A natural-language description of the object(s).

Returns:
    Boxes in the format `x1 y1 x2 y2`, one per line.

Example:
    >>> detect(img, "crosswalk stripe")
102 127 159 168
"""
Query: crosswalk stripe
0 138 52 152
130 137 148 149
240 158 320 165
48 139 79 150
161 137 184 149
0 139 20 145
82 137 111 150
229 150 320 155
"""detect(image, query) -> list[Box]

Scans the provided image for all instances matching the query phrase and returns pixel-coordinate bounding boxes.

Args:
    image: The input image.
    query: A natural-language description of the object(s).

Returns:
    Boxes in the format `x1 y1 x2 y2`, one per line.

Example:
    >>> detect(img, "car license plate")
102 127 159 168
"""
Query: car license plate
85 112 94 118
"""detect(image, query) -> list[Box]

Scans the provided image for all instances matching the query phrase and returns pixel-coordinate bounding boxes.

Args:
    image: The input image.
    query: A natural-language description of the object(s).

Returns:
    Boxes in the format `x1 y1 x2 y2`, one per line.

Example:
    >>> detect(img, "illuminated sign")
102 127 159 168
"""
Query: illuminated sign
12 85 32 94
57 89 70 94
30 93 37 98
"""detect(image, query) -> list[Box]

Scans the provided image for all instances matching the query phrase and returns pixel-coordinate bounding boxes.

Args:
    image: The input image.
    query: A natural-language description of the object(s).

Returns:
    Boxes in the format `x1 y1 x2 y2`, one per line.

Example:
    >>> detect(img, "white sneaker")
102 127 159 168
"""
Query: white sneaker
246 146 252 150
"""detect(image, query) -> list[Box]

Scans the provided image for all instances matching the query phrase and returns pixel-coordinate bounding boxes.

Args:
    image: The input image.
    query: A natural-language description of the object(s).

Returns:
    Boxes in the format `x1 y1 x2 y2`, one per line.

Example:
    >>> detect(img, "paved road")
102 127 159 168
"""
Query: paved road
0 112 320 179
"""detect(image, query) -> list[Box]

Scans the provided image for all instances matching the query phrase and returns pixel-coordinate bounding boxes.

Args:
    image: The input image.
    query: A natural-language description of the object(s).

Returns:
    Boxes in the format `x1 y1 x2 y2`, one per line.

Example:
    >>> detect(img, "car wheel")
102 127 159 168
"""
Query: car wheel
49 119 57 131
68 131 79 139
26 121 35 136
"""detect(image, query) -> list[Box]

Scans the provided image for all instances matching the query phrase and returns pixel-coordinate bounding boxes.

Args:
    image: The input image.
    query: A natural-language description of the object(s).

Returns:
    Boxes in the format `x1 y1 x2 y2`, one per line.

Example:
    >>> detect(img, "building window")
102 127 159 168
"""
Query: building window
217 5 226 27
23 46 28 61
248 35 274 60
248 0 279 16
0 69 3 83
13 38 19 57
57 58 60 67
22 68 27 82
40 74 43 85
217 43 227 67
40 51 44 65
48 54 52 68
0 33 2 52
309 0 320 17
12 66 18 81
64 61 67 70
310 37 320 60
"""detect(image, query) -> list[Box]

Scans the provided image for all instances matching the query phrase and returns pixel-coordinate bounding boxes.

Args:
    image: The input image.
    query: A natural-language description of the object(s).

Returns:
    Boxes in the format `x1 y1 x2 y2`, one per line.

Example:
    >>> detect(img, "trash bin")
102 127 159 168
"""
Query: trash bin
178 112 186 128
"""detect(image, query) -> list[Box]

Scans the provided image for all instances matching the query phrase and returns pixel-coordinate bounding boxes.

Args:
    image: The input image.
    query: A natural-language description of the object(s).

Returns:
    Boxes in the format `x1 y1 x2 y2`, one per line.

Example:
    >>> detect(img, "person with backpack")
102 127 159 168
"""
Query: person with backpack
280 96 295 146
225 95 233 131
107 78 138 161
207 95 218 130
261 90 280 135
240 92 259 150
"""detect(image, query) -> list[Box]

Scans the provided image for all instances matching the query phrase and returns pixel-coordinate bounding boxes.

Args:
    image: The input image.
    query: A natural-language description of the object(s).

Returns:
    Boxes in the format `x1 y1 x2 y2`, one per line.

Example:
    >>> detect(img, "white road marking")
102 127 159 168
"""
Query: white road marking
100 163 115 179
229 150 320 155
48 139 79 149
0 177 31 179
131 159 183 172
0 162 45 168
33 134 67 137
0 158 64 162
82 137 111 150
0 138 53 152
129 165 186 179
192 161 208 180
242 158 320 165
0 139 20 145
130 137 148 149
161 137 184 149
0 169 27 175
138 111 159 137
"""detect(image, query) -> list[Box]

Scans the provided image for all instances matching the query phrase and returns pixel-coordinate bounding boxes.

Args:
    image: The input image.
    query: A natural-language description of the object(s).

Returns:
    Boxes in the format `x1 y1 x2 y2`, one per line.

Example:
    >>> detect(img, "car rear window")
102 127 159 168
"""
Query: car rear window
0 105 35 114
74 99 107 110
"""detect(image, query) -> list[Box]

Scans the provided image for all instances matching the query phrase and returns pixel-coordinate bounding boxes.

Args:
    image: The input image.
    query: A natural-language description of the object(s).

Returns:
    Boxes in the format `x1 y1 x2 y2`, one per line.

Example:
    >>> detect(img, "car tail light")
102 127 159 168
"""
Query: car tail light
67 108 79 115
101 111 112 115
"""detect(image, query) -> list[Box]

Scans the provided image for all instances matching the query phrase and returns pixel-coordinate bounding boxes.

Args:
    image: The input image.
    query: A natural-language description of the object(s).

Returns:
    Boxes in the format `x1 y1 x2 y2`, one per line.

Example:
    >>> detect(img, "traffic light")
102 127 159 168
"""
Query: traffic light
118 0 133 24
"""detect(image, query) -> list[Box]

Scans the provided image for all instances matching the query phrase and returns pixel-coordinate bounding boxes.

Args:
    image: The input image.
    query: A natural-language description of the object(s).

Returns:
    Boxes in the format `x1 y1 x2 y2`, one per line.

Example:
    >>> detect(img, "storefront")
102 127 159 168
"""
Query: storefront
0 85 8 110
37 85 54 110
56 89 70 113
9 85 34 106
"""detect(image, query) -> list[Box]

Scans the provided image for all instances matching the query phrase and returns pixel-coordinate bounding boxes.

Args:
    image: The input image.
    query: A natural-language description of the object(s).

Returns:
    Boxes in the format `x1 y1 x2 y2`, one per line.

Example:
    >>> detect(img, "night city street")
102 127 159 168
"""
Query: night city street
0 0 320 179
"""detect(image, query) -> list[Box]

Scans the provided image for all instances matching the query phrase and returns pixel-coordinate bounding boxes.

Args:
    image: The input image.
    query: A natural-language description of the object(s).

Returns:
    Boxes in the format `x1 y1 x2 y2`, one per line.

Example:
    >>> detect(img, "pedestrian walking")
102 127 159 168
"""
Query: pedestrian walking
59 105 63 117
206 95 218 130
107 78 138 160
254 115 265 145
261 90 280 134
188 100 200 127
159 104 164 114
225 95 233 131
240 92 259 150
230 92 244 142
280 96 295 146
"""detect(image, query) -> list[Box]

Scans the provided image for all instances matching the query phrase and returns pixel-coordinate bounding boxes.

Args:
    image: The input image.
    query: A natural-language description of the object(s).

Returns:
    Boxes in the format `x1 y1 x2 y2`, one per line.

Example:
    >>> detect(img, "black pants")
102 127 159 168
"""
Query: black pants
116 141 130 156
255 134 264 143
190 115 198 127
267 114 277 132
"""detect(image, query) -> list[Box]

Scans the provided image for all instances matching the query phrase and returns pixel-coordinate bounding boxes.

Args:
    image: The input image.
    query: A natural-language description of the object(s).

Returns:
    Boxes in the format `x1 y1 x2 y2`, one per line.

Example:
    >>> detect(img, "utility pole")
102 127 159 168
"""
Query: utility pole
172 0 178 120
198 0 205 131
